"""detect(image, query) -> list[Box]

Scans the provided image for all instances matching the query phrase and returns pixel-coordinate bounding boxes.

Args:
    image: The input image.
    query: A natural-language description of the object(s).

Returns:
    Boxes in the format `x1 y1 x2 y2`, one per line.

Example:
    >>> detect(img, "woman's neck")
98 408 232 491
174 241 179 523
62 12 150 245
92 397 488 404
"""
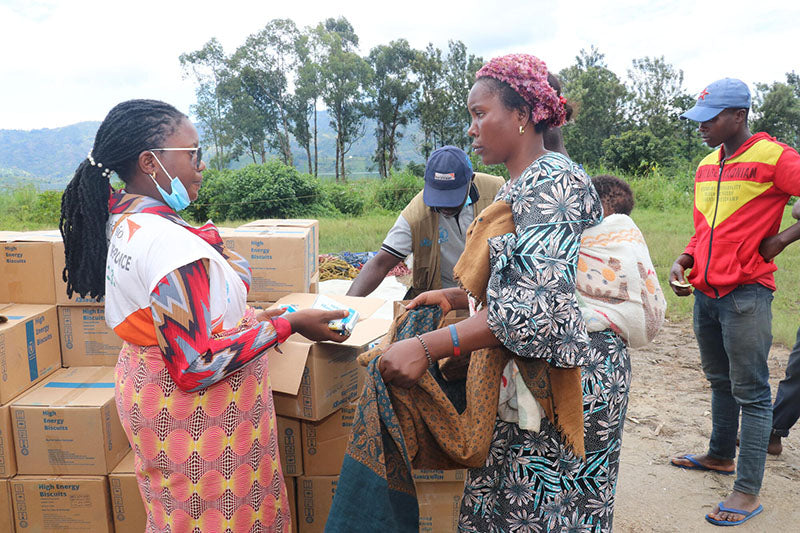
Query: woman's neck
506 143 549 181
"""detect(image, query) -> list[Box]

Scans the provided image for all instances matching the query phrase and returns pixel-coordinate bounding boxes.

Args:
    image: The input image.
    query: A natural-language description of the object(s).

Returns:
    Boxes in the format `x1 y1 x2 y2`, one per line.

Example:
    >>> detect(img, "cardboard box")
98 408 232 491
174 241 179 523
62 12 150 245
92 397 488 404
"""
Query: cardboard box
297 475 337 533
238 218 319 279
412 469 467 483
0 402 18 478
286 476 297 531
0 303 62 404
276 416 303 477
220 226 316 302
10 475 113 532
267 294 390 421
11 366 129 475
417 480 465 533
58 306 121 367
0 478 13 533
301 406 354 477
309 270 320 294
108 450 146 533
1 232 59 304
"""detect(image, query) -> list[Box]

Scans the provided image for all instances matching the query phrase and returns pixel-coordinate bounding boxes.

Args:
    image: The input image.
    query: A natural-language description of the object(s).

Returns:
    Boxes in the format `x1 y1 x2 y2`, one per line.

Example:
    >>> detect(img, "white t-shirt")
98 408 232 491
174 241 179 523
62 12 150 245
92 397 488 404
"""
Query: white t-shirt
104 213 247 338
381 205 475 288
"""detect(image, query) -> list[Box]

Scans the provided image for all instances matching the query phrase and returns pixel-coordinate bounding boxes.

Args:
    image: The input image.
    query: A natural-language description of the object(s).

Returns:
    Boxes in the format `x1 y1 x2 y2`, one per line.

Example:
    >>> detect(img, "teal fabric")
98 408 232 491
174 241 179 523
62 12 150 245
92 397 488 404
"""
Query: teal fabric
324 306 443 533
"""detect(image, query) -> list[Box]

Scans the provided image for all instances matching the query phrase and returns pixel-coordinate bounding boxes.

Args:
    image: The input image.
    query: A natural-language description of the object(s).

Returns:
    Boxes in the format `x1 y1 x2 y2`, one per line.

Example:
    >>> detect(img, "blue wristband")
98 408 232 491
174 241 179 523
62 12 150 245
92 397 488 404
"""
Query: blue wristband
448 324 461 357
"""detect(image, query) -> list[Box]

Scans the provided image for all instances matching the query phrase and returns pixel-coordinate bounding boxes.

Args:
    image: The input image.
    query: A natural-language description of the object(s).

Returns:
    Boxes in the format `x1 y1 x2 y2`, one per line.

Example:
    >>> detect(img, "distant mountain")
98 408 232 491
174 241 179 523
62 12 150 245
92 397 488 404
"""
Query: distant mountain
0 111 427 189
0 121 99 188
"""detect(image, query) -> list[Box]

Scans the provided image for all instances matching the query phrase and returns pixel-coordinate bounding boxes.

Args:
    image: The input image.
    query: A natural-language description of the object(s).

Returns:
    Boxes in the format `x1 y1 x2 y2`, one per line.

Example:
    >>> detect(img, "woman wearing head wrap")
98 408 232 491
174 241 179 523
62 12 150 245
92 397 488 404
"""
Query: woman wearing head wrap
380 54 628 531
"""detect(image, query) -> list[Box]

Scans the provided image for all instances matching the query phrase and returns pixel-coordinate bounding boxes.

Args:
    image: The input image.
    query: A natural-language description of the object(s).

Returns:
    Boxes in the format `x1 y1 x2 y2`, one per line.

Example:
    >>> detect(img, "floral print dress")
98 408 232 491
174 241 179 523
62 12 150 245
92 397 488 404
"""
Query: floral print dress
458 152 631 532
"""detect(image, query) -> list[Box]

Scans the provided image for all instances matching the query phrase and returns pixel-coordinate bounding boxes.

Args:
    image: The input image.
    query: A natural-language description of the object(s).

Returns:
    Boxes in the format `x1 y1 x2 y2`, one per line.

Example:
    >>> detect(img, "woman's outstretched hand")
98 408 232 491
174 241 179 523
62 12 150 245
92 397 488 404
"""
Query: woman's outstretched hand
286 309 351 342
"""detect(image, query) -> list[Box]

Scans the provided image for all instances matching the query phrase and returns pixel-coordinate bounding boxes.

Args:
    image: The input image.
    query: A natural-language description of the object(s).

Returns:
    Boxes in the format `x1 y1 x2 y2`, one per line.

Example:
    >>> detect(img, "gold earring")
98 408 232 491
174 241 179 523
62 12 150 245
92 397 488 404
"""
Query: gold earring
519 125 525 135
150 172 157 180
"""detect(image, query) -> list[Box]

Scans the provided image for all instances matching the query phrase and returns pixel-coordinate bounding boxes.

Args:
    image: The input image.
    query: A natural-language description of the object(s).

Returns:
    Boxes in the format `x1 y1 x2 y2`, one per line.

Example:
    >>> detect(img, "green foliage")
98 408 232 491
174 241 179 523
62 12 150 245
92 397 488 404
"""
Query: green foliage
626 168 694 210
560 47 630 166
320 180 366 216
187 161 321 221
752 81 800 147
0 185 62 230
366 39 418 177
404 161 425 176
601 130 667 175
371 170 423 211
470 153 510 180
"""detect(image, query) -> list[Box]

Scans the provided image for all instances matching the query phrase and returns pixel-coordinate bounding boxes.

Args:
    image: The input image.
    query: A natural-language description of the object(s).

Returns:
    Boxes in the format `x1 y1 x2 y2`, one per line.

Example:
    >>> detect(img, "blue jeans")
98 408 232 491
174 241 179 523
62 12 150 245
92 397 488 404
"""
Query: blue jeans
693 284 773 495
773 326 800 437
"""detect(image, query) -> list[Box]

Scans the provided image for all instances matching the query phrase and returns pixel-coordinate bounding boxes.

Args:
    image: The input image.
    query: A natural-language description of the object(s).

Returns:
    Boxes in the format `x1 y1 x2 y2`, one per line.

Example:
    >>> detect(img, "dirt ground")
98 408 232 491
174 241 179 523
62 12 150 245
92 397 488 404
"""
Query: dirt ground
614 317 800 532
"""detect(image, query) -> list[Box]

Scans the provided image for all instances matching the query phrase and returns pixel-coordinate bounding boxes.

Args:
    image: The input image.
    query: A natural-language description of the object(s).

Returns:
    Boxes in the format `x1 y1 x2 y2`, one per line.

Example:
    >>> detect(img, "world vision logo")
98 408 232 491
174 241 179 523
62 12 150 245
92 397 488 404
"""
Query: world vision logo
698 88 710 100
434 172 455 181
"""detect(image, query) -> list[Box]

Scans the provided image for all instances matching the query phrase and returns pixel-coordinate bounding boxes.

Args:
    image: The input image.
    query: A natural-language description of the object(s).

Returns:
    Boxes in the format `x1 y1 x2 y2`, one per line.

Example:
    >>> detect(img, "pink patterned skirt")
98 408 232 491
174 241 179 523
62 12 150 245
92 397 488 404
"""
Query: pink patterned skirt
114 312 291 532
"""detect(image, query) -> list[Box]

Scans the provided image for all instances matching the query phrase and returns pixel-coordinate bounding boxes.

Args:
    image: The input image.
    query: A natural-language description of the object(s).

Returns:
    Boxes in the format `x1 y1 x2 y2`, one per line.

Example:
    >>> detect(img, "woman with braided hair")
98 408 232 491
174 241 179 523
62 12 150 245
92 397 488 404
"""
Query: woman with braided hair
60 99 349 533
379 55 630 532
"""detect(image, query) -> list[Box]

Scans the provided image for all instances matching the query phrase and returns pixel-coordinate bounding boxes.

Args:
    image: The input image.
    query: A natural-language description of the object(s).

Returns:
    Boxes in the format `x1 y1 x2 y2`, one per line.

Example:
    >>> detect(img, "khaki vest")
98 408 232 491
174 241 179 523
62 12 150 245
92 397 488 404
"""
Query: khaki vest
401 172 505 298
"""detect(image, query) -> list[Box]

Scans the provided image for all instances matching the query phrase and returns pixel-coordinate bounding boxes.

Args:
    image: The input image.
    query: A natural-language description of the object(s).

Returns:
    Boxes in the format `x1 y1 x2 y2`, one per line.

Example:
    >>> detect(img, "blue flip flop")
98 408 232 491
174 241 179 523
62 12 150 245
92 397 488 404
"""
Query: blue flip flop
706 503 763 526
670 454 735 475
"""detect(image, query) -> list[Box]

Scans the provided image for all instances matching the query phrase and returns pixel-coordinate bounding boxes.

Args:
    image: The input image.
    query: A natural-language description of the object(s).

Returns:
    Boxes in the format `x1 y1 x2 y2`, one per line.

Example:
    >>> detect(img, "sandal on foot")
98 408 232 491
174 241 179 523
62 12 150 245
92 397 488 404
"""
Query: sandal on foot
705 503 763 526
670 454 734 475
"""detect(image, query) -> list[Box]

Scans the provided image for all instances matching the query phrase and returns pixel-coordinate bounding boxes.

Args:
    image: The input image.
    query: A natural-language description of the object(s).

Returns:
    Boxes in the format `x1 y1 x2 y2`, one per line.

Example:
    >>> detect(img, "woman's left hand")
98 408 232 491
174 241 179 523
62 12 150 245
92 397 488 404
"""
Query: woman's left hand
379 337 431 388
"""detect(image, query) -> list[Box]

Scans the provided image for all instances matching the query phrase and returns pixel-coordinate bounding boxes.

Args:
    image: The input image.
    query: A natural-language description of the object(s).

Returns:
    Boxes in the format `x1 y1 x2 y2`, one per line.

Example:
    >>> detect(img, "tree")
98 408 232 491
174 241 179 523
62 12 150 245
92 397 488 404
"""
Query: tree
229 19 300 166
443 41 483 149
316 19 370 180
559 47 629 166
627 56 686 140
293 30 324 175
752 81 800 148
413 43 448 159
366 39 418 177
179 39 236 170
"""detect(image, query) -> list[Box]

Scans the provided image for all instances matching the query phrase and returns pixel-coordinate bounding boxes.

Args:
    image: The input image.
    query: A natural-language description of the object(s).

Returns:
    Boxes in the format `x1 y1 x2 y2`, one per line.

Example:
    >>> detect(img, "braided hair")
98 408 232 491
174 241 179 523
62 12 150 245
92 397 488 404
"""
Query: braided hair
59 99 186 300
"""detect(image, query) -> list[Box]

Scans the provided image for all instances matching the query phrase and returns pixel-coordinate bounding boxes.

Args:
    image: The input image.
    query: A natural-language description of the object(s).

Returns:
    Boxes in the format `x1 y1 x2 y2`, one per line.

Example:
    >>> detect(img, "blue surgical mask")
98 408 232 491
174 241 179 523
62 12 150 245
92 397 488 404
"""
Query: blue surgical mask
149 152 191 211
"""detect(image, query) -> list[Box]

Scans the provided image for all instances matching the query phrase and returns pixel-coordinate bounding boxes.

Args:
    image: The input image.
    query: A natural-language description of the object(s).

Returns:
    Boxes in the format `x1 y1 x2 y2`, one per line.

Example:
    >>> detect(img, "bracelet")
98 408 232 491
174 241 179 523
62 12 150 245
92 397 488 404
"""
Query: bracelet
415 334 434 367
448 325 461 357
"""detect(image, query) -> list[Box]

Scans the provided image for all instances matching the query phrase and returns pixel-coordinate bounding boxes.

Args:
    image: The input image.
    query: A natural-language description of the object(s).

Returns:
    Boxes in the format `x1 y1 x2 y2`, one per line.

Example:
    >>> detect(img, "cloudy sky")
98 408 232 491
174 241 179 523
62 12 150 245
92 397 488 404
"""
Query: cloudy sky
1 0 797 130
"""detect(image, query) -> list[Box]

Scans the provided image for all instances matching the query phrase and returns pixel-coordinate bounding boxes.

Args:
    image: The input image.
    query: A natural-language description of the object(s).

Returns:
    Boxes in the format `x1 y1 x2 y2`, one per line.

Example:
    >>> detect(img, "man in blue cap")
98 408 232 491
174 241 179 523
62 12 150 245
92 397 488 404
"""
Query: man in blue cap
669 78 800 526
347 146 504 298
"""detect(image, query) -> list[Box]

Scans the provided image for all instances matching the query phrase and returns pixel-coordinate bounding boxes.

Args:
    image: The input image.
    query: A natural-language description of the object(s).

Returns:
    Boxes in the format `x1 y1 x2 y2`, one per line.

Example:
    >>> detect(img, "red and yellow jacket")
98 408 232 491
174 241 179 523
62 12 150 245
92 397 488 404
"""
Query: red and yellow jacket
685 132 800 298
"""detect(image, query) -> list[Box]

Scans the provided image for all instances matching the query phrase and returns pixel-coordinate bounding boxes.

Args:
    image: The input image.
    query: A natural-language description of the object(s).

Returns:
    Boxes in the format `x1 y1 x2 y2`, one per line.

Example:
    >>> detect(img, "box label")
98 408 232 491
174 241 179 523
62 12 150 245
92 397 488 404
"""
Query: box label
44 382 115 389
25 320 38 381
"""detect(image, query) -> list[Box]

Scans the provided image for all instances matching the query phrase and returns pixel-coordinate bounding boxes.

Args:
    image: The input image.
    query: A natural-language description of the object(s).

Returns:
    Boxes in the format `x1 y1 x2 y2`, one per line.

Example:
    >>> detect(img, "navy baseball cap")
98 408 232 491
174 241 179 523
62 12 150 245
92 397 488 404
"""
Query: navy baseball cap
680 78 751 122
423 146 474 208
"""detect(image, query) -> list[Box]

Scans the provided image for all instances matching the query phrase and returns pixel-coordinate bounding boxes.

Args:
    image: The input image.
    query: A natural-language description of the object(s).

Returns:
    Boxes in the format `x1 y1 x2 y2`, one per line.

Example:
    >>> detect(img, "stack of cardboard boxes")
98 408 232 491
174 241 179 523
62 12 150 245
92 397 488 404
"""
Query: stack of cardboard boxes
1 230 136 532
286 301 469 533
1 220 466 532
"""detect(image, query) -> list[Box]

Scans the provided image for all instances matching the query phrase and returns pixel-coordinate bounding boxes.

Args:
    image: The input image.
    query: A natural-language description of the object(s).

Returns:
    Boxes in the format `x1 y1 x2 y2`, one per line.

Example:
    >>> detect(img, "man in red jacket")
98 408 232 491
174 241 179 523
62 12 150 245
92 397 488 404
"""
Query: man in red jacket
669 78 800 527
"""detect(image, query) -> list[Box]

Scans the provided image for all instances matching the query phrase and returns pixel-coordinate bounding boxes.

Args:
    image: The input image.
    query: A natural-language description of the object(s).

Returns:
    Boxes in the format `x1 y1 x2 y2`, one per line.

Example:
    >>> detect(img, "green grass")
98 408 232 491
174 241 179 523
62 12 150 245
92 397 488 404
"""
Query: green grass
319 213 398 254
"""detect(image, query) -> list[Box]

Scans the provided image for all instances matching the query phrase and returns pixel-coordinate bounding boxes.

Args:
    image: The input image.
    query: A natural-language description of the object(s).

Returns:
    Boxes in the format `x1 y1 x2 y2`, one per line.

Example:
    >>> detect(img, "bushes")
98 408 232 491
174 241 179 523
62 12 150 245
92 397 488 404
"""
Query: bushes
371 170 424 212
321 181 366 216
601 130 667 175
187 161 323 221
0 185 61 229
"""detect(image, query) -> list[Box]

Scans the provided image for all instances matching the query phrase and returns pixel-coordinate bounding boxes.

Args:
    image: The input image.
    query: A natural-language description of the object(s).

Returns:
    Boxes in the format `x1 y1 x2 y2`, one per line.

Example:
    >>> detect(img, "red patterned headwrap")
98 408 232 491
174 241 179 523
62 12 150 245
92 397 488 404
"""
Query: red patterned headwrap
476 54 567 127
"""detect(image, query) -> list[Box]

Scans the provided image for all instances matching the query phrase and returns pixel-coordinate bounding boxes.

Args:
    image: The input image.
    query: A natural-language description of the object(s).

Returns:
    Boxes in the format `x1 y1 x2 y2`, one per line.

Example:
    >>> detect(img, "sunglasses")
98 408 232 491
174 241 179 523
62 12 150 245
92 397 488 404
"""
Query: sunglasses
149 147 203 170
